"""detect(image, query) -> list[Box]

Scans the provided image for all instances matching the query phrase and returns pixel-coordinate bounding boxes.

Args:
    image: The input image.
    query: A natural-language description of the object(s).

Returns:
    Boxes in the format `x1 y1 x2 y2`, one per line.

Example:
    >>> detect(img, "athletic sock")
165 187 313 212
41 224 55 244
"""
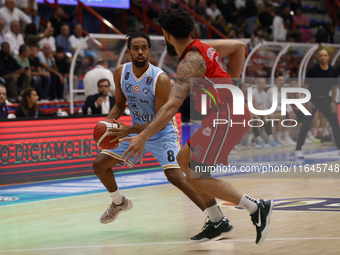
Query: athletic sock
268 134 274 142
109 190 123 205
206 204 224 223
238 194 258 214
307 130 312 137
283 130 289 139
322 127 329 137
312 127 318 137
256 136 262 143
247 133 253 145
275 132 282 141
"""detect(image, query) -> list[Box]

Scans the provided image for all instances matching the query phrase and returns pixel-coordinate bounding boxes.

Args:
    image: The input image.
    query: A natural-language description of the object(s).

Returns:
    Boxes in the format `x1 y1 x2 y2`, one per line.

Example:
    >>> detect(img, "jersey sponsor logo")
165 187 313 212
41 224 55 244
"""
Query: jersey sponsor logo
202 126 211 136
146 76 153 85
143 88 149 94
132 110 154 122
207 47 216 61
127 96 136 101
125 72 130 80
134 85 140 93
125 83 132 93
140 98 149 104
130 102 137 108
215 56 227 72
0 196 19 202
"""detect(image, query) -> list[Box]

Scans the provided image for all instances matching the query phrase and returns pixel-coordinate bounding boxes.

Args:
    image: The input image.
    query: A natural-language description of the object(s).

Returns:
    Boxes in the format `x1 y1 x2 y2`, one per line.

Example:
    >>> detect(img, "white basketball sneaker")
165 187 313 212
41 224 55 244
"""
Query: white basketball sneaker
100 195 133 224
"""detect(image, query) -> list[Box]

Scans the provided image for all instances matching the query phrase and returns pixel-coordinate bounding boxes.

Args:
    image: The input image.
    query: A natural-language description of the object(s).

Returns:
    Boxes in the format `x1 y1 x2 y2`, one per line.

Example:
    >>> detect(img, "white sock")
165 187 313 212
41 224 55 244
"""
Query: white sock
282 130 289 139
312 127 318 136
256 136 262 143
268 134 274 142
322 127 329 137
109 190 123 205
206 204 224 223
238 194 258 214
275 132 282 141
204 209 209 217
247 133 253 145
307 130 312 137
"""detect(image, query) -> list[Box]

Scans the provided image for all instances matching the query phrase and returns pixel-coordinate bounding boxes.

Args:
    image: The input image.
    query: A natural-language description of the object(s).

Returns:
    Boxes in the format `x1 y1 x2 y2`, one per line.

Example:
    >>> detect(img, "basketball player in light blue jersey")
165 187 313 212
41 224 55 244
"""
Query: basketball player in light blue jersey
92 29 232 241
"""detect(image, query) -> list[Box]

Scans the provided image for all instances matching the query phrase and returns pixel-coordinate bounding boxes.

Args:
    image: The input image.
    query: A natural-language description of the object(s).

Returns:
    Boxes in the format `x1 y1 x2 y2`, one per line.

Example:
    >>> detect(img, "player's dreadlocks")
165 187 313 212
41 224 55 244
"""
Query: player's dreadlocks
156 8 195 40
126 28 151 49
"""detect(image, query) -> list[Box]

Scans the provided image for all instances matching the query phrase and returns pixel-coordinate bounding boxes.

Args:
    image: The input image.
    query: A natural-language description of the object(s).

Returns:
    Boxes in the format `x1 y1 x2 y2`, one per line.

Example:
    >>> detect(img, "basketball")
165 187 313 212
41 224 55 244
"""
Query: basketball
93 119 120 149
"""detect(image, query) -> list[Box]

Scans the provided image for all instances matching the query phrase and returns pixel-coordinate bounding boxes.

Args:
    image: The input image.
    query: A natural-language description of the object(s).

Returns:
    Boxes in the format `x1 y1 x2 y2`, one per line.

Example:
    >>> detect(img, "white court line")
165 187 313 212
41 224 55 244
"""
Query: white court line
1 237 340 253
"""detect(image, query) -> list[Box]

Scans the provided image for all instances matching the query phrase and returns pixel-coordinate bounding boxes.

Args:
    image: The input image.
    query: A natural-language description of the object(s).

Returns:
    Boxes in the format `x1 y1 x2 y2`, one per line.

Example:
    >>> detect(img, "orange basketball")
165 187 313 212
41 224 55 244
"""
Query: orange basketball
93 119 120 149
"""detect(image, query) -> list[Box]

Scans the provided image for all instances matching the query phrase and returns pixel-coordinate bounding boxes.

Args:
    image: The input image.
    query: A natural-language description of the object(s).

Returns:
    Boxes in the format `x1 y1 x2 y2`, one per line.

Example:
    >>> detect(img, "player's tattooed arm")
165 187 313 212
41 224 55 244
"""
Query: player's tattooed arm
170 51 207 100
141 51 206 138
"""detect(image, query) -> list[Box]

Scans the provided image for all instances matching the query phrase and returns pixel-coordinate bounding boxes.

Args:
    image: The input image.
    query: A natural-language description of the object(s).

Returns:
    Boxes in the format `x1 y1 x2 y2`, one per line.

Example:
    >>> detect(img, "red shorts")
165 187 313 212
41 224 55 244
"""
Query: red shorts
188 102 250 167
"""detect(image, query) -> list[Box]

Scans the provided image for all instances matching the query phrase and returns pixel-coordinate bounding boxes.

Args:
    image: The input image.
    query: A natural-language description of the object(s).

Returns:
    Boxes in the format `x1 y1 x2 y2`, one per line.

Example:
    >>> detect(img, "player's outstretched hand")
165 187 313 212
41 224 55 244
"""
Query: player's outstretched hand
120 135 147 166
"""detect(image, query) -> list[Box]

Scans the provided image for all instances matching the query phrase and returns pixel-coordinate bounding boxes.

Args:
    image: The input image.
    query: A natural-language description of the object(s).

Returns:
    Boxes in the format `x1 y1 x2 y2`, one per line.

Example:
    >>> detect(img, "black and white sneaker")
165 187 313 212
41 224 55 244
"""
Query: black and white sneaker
251 199 274 245
190 216 234 243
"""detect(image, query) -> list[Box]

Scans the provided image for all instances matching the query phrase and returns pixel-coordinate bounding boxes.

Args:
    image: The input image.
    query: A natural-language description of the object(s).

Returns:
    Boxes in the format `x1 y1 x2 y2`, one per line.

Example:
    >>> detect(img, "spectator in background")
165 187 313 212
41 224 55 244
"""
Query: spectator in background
16 0 39 28
82 78 115 115
69 23 87 57
250 27 266 49
293 7 313 42
37 43 64 101
0 0 31 33
49 5 75 37
206 1 222 23
24 22 50 47
83 59 115 97
0 42 27 102
39 26 56 52
13 44 31 90
213 15 228 37
0 82 8 118
55 24 73 55
195 0 207 16
258 3 273 36
5 20 24 55
244 0 258 37
15 87 43 117
0 18 6 47
271 6 287 41
28 45 50 101
282 5 301 42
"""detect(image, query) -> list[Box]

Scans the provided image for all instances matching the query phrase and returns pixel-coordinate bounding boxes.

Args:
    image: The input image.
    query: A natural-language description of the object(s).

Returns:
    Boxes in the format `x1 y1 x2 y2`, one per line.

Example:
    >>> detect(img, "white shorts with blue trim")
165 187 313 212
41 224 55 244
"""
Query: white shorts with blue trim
101 133 180 170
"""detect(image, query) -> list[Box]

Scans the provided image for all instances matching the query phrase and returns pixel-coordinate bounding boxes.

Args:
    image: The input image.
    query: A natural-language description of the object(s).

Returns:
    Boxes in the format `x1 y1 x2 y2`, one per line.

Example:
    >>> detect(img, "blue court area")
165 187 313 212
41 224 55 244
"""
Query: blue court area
1 147 339 207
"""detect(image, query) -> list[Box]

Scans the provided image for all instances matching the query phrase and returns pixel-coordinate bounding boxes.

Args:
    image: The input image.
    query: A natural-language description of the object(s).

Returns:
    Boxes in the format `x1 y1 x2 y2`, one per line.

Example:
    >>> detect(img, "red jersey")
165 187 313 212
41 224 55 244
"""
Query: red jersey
180 39 233 113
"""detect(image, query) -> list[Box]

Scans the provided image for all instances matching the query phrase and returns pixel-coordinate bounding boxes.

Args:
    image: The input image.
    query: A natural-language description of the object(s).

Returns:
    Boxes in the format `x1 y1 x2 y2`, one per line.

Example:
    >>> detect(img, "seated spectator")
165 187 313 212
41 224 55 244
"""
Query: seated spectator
293 7 313 42
5 20 24 55
16 0 39 28
282 6 301 42
69 23 87 57
0 82 8 118
83 59 115 97
39 26 56 52
250 27 266 49
24 22 50 47
195 0 207 16
55 25 73 55
82 78 115 115
0 42 27 102
37 43 64 101
213 15 228 37
28 45 50 101
49 5 75 37
0 0 31 33
13 44 31 87
206 1 221 23
258 3 273 36
0 18 6 47
54 46 73 99
15 87 42 117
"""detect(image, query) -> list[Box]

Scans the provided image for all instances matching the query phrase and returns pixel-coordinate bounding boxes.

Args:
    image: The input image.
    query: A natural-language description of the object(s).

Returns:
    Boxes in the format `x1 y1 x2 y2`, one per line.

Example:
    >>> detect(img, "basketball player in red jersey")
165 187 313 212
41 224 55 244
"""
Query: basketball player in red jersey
121 8 273 245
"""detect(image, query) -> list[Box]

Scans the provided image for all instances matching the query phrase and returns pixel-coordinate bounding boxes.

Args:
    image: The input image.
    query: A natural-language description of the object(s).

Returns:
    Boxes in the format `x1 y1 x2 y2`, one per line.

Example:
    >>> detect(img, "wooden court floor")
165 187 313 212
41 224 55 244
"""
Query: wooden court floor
1 175 340 255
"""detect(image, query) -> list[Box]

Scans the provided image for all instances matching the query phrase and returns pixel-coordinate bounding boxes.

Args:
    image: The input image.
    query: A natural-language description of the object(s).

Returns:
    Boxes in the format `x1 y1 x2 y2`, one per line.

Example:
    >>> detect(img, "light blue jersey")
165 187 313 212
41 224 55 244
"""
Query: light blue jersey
101 62 180 170
120 62 178 140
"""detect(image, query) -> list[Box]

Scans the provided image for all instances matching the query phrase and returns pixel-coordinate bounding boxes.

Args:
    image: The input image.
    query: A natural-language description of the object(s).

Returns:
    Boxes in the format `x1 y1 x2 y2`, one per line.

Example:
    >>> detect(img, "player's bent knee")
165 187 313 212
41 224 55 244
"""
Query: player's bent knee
164 169 185 187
